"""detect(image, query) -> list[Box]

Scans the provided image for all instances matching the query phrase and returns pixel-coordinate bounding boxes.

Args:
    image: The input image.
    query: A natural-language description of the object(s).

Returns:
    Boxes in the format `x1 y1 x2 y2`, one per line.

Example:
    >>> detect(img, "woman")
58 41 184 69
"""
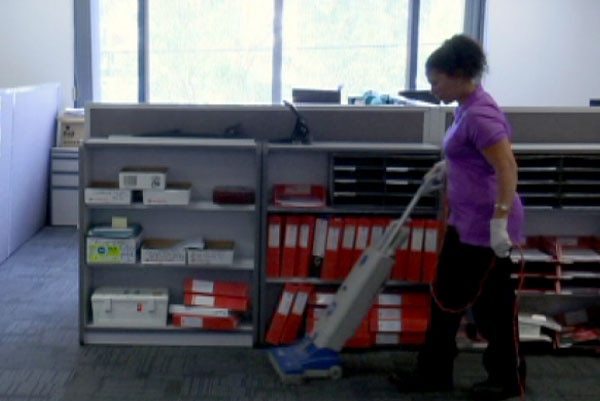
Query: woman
393 34 525 401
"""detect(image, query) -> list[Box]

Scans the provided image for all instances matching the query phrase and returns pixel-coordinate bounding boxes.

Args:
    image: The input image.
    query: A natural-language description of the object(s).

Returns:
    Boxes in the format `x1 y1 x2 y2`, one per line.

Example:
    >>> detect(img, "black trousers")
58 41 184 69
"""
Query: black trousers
417 226 524 388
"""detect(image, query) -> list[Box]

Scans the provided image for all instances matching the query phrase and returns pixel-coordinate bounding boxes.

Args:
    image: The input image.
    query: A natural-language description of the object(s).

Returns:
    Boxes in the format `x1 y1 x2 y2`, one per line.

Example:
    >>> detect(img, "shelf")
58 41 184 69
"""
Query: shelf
80 120 261 347
517 289 600 297
266 205 436 215
88 136 257 149
86 201 256 212
513 143 600 154
82 324 254 346
266 141 439 153
87 258 255 271
266 277 429 288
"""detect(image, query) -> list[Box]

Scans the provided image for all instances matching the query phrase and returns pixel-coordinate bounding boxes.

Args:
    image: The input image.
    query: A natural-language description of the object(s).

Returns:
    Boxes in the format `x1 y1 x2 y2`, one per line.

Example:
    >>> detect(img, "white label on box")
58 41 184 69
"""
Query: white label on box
370 226 385 245
85 188 132 205
326 226 341 250
411 226 425 251
377 294 403 306
375 333 401 345
377 320 402 332
291 291 309 315
341 226 356 250
189 280 215 294
169 304 229 317
191 295 215 307
277 291 295 314
87 235 141 264
355 226 370 250
298 224 310 248
187 249 234 266
377 308 402 320
424 227 438 252
141 247 186 265
312 218 328 257
268 224 280 247
143 188 191 205
119 169 167 190
284 224 298 247
180 316 204 328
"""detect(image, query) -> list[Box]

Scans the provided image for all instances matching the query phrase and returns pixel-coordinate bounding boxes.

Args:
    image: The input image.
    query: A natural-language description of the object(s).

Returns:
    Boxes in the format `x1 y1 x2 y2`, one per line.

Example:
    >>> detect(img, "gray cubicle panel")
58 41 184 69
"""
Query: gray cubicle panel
0 90 13 264
86 104 431 144
0 84 60 263
503 107 600 143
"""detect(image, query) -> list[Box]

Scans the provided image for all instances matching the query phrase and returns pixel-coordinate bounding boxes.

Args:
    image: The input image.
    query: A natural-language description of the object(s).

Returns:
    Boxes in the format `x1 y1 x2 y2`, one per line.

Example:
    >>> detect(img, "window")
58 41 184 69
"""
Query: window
416 0 465 90
147 0 273 104
98 0 138 102
281 0 409 101
82 0 478 105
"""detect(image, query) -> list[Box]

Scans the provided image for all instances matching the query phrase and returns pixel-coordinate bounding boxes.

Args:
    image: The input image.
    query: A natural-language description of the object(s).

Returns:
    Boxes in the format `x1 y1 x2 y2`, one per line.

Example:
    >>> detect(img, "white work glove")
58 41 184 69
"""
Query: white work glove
490 218 512 258
423 160 446 193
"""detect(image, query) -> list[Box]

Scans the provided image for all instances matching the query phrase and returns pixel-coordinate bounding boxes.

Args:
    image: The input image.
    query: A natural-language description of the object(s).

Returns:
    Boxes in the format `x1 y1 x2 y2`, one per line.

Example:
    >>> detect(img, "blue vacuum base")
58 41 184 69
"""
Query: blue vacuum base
267 338 343 384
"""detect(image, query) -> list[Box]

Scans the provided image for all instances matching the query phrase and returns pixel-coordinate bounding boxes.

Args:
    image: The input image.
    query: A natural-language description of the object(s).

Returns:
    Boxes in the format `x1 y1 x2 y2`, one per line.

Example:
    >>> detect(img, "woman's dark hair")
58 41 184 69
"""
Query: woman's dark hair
425 34 487 79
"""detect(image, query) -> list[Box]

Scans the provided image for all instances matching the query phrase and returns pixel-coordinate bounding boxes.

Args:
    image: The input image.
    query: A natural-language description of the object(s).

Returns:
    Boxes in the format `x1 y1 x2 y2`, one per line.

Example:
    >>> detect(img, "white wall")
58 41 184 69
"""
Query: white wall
484 0 600 107
0 0 73 108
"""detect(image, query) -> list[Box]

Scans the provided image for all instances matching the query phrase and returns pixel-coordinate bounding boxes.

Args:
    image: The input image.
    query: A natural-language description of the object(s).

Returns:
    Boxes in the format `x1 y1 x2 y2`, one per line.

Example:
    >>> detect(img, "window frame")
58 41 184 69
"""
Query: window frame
74 0 485 107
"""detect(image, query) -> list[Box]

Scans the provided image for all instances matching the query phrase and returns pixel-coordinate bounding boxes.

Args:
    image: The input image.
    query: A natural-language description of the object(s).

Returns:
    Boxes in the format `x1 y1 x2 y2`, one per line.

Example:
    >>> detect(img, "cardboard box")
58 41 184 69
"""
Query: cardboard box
272 184 327 208
86 233 143 264
56 113 85 147
85 183 132 205
91 287 169 327
119 166 168 190
143 183 191 205
141 239 186 265
186 240 235 266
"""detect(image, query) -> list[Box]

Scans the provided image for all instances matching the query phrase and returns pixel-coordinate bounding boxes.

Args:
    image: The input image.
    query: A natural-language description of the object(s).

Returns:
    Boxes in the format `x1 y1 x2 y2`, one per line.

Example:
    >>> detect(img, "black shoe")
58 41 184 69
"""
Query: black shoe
469 379 522 400
389 372 453 393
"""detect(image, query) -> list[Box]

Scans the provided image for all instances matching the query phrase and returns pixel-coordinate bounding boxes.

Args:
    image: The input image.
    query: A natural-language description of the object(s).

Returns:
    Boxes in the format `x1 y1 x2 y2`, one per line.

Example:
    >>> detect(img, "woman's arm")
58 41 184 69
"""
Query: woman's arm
481 137 518 218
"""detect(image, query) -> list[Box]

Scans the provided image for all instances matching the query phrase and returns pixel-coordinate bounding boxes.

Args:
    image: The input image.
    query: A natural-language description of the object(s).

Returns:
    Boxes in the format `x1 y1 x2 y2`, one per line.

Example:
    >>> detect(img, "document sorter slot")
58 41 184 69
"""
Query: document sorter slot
516 155 562 170
332 180 385 193
520 194 560 209
562 155 600 169
330 153 441 212
332 192 386 206
561 170 600 182
561 183 599 195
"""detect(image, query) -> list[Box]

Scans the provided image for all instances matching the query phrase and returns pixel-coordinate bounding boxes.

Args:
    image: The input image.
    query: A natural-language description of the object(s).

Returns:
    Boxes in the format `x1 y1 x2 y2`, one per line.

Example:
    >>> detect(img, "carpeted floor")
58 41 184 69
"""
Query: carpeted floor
0 226 598 401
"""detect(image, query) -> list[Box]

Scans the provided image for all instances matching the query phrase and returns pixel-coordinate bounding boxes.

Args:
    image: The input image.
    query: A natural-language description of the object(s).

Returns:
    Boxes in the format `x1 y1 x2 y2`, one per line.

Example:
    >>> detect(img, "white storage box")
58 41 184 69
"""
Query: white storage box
119 166 167 190
86 233 143 264
186 240 235 266
85 185 132 205
91 287 169 327
143 183 191 205
56 113 85 147
141 239 186 265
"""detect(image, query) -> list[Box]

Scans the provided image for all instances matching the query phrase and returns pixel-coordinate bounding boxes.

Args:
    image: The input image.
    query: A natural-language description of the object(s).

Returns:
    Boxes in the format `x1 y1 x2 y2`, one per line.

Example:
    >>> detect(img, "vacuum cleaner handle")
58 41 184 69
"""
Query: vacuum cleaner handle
373 173 441 256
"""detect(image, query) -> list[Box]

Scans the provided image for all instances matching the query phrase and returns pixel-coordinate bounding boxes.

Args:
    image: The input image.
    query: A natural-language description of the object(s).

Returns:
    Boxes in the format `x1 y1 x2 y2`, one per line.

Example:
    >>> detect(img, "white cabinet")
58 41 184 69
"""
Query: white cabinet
79 137 260 346
51 147 79 226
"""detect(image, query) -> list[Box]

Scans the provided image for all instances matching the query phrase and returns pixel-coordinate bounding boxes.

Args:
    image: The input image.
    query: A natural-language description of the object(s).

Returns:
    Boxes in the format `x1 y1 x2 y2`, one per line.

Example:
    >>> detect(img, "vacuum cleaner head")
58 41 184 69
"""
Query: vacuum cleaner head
267 338 343 384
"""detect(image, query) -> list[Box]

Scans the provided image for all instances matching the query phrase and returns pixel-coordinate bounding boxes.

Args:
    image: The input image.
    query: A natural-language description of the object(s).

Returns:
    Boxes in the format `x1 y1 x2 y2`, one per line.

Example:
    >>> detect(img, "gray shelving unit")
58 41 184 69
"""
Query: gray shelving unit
79 136 261 346
78 104 600 350
259 141 442 343
511 143 600 318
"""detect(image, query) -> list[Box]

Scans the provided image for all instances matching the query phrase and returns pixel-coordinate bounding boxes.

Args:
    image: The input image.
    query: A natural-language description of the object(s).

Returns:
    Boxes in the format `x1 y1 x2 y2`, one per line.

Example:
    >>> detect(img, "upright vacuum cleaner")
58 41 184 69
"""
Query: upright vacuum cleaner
267 175 440 383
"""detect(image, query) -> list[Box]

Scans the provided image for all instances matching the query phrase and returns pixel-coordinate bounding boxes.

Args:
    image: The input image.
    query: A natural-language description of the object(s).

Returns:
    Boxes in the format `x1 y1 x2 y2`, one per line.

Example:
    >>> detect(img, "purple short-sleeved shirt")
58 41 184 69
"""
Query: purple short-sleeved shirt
443 86 524 247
